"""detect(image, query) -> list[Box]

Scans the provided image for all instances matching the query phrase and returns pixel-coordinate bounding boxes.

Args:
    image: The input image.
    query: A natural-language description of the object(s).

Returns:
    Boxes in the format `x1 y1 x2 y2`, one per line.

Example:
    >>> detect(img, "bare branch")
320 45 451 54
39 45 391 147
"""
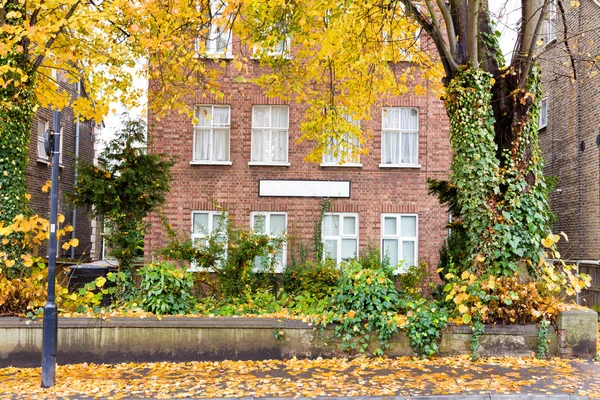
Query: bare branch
434 0 457 59
467 0 480 66
556 0 577 80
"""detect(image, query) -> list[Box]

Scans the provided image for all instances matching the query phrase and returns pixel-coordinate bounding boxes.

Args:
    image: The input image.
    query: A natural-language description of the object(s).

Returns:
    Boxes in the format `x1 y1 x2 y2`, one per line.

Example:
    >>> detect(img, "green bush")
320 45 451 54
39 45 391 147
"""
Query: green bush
283 259 340 297
328 261 400 355
396 262 429 296
198 289 283 316
138 261 196 315
401 297 449 357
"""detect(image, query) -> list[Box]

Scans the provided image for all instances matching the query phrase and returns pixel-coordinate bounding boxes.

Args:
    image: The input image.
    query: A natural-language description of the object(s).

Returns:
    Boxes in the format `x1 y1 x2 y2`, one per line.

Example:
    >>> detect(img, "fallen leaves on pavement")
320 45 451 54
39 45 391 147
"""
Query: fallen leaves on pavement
1 355 599 399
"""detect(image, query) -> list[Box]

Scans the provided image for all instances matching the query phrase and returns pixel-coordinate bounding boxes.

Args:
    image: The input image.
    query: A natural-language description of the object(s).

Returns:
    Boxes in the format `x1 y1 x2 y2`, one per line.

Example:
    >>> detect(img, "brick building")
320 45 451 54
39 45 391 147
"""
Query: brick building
538 0 600 304
145 28 452 273
27 78 101 261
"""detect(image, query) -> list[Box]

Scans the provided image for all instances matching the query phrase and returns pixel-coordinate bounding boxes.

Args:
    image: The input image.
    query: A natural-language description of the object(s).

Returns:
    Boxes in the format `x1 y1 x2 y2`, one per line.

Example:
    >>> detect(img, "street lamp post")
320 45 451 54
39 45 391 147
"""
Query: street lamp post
41 110 61 388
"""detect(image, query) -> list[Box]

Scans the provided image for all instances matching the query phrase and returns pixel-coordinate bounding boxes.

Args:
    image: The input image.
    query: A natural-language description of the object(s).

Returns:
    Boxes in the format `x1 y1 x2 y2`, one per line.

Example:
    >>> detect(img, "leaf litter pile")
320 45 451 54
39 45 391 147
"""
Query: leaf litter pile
1 355 600 399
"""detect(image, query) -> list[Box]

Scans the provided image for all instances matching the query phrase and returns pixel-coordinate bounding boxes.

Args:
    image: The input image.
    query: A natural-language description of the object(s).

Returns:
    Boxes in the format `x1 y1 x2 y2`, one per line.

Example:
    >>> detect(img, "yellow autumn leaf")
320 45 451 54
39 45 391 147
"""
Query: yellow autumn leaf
62 242 71 250
461 270 470 280
58 215 65 223
458 304 469 314
95 276 107 288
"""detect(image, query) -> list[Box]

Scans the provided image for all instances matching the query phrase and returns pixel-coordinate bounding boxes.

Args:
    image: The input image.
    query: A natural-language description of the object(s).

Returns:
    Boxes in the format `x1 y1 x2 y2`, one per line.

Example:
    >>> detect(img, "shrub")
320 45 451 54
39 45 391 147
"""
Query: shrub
283 259 339 297
402 297 449 357
327 261 400 354
199 288 283 316
396 262 429 296
138 261 196 315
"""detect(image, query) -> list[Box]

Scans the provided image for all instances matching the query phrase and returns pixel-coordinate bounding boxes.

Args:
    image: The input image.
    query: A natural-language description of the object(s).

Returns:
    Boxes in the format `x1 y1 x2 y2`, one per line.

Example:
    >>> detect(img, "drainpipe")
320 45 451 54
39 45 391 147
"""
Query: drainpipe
71 80 80 259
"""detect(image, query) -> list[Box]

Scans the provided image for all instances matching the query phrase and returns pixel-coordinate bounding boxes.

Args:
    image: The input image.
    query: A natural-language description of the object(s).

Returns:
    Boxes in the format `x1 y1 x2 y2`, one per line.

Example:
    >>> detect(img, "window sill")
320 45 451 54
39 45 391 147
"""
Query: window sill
37 158 50 165
248 162 291 167
200 53 234 60
379 163 421 169
320 163 363 168
190 161 232 166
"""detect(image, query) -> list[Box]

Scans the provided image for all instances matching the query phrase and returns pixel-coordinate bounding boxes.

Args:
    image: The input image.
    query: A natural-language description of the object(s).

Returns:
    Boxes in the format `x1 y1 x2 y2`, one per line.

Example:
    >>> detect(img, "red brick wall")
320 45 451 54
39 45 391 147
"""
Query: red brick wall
146 58 452 273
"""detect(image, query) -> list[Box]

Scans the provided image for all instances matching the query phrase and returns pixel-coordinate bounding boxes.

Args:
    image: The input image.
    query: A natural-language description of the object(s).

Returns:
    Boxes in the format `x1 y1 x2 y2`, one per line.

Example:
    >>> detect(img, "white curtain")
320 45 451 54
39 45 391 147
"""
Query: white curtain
401 132 417 164
194 129 211 161
399 108 418 130
252 130 267 161
213 107 229 125
271 130 287 162
196 107 212 127
253 106 270 128
212 129 228 161
383 132 401 164
271 107 288 128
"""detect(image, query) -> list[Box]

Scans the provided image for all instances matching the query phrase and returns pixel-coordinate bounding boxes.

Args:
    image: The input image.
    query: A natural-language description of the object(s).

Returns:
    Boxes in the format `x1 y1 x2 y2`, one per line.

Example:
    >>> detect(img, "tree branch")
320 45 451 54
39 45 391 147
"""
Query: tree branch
32 0 82 73
556 0 577 81
434 0 457 59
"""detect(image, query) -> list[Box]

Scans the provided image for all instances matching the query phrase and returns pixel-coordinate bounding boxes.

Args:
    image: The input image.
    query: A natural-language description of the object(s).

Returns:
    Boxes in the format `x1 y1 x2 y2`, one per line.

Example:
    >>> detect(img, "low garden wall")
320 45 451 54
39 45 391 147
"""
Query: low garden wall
0 309 596 368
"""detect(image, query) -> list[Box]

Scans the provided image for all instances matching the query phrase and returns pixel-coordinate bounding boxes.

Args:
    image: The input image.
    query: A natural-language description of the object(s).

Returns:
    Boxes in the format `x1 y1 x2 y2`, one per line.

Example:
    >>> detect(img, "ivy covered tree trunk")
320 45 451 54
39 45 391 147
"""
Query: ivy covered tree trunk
0 1 35 271
444 66 552 276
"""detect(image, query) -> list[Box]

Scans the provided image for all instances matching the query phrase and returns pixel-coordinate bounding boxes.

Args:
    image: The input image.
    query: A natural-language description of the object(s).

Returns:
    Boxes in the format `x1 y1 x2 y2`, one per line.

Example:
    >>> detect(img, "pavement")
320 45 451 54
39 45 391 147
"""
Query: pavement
1 356 599 399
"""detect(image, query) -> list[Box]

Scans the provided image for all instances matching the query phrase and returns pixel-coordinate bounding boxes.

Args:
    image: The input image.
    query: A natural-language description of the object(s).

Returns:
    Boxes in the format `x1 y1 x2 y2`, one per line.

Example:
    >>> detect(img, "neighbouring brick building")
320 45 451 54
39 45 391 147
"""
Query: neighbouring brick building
27 77 102 261
145 24 452 273
538 0 600 304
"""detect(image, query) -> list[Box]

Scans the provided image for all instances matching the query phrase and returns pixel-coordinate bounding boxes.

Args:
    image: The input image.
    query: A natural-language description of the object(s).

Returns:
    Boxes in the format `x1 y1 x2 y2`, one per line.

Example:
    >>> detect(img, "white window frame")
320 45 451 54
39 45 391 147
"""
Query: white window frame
37 119 49 162
190 211 228 271
322 212 359 264
250 105 290 166
380 107 420 168
381 213 418 274
538 97 548 129
545 0 557 44
321 114 362 167
203 0 233 58
250 212 287 272
191 105 232 165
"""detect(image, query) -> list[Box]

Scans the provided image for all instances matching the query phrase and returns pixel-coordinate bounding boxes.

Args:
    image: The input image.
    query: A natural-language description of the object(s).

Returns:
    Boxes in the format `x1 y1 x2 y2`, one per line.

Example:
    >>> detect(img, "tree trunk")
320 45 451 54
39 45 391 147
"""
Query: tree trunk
444 66 552 276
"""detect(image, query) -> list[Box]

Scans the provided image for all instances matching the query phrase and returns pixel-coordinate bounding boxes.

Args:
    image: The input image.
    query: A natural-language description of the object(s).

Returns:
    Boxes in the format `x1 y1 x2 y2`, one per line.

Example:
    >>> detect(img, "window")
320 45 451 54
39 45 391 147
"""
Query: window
322 114 361 166
546 0 557 44
37 120 63 165
205 0 232 57
253 37 291 58
381 107 419 167
251 105 289 165
538 98 548 129
250 212 287 272
191 211 227 270
381 214 418 273
193 105 231 164
37 119 49 162
322 213 358 264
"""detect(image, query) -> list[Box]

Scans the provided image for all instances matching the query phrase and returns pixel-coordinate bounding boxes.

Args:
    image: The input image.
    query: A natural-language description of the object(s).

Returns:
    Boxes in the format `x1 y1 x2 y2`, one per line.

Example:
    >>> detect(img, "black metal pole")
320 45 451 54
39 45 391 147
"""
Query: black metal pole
41 110 61 388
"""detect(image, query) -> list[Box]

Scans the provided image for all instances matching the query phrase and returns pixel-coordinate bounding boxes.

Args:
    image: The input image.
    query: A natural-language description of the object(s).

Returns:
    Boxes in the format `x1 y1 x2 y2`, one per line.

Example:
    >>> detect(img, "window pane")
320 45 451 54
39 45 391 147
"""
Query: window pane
213 214 226 232
402 241 416 269
383 239 399 268
384 217 397 236
400 216 417 237
382 108 399 130
253 215 266 234
38 120 47 138
252 130 268 161
37 139 47 160
271 130 288 162
271 107 288 128
400 108 418 130
343 216 356 235
323 215 339 236
383 132 401 164
270 214 286 235
194 129 211 160
212 129 229 161
193 213 209 233
196 107 212 127
401 132 418 164
213 107 229 126
324 240 337 260
341 239 357 260
253 106 270 128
